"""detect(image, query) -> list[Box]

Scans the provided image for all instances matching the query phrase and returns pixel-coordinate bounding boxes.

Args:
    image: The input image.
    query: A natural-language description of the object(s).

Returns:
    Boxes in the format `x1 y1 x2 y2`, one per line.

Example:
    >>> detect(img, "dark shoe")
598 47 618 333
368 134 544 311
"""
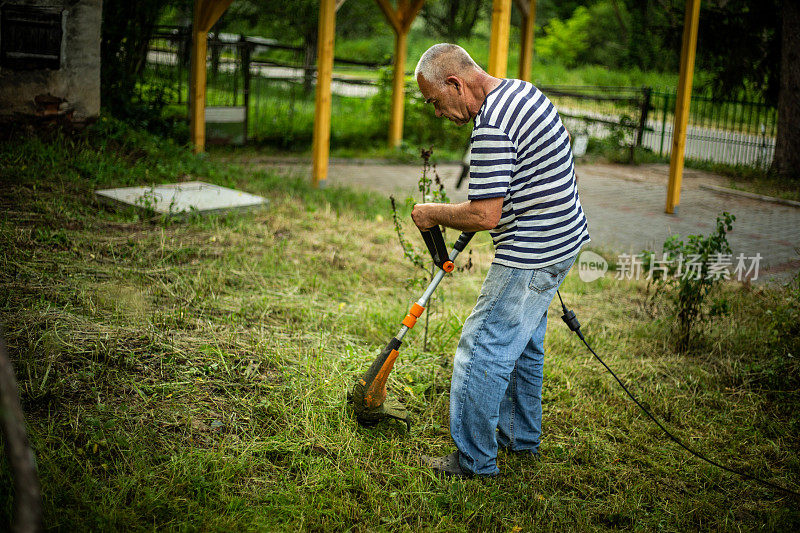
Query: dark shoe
421 451 473 478
422 451 500 478
500 446 541 461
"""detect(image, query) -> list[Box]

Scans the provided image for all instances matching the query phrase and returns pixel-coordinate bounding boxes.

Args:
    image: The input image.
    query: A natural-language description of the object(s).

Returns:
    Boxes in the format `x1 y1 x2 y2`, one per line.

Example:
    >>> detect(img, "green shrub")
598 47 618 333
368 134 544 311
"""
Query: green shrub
537 7 593 67
769 271 800 358
644 212 736 353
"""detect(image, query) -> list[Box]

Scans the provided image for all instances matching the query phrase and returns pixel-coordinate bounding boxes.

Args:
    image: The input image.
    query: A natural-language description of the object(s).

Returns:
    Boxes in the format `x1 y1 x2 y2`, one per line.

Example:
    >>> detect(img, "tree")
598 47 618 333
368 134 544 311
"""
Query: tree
677 0 796 182
537 0 797 180
535 0 590 26
772 0 800 182
693 0 780 101
101 0 171 116
245 0 384 94
420 0 488 42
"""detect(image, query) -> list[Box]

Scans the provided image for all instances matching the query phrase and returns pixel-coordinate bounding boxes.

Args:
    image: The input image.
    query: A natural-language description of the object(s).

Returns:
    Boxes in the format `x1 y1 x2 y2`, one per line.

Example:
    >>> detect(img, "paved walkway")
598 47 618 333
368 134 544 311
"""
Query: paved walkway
241 157 800 283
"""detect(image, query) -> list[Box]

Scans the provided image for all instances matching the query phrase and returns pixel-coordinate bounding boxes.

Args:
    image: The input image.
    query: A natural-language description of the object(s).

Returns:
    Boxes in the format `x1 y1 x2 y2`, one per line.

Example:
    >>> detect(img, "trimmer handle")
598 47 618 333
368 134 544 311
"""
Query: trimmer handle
419 226 475 273
420 225 451 271
453 231 476 252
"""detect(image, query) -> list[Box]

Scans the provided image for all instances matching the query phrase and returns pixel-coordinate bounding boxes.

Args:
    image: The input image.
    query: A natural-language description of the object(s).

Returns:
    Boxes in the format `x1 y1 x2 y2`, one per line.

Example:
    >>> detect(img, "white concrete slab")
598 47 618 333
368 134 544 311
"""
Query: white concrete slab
206 106 246 123
96 181 268 215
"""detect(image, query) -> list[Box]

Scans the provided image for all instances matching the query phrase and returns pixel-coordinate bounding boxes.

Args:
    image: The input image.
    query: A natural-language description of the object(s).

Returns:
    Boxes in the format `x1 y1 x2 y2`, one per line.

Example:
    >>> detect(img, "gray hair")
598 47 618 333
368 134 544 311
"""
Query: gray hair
414 43 482 86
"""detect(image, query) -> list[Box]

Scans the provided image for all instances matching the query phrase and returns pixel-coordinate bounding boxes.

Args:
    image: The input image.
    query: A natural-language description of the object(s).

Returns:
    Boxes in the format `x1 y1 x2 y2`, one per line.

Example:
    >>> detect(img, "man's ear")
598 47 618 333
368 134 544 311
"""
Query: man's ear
445 75 461 93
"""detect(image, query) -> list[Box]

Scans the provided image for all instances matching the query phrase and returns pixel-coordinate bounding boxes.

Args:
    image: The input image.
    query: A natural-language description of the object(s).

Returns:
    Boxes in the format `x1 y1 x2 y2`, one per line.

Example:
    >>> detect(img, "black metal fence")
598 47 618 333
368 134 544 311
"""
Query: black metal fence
144 27 385 147
537 85 776 169
643 90 776 168
537 85 651 162
144 29 777 168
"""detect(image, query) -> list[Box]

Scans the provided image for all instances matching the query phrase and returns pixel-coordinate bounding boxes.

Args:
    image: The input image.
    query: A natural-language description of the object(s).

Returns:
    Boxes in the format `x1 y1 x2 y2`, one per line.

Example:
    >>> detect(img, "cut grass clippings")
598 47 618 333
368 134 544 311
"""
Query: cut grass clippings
0 119 798 531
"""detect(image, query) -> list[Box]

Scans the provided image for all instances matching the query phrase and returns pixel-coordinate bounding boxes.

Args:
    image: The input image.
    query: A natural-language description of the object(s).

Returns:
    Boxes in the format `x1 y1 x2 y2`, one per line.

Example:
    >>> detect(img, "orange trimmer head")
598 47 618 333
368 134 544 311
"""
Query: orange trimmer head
348 227 474 429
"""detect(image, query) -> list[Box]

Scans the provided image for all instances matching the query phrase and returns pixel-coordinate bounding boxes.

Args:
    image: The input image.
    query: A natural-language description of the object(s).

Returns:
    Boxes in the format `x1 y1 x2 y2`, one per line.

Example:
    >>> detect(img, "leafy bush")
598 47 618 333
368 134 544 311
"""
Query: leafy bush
644 212 736 353
537 7 593 67
769 271 800 358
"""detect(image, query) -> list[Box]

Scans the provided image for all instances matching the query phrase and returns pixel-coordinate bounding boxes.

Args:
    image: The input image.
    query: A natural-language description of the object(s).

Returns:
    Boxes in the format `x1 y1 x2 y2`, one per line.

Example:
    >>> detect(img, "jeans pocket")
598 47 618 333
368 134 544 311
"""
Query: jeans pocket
528 260 572 293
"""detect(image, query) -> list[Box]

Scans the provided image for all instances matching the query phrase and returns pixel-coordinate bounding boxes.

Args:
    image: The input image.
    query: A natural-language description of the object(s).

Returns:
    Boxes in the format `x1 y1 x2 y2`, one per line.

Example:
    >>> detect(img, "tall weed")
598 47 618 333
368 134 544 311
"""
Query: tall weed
644 212 736 353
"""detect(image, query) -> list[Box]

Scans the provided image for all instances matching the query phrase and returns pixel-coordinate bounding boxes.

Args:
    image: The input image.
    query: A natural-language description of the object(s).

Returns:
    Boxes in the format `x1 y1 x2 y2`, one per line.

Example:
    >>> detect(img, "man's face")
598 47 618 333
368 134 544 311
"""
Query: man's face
417 74 471 126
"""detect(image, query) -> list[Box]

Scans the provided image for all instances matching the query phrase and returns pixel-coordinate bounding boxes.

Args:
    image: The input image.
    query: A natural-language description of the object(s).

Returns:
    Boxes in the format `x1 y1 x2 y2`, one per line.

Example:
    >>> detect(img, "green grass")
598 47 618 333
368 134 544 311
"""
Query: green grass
1 120 798 531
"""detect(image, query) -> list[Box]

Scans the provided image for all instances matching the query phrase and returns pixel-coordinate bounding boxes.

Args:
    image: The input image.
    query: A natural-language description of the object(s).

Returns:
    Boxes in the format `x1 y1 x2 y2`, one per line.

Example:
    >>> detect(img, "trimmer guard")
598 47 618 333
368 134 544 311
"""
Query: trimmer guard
349 384 410 430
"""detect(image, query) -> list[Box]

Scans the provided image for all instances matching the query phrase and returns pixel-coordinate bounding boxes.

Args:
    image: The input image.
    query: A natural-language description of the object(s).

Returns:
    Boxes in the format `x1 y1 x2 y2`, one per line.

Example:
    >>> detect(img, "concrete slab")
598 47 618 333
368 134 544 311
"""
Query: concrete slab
206 107 246 145
96 181 268 215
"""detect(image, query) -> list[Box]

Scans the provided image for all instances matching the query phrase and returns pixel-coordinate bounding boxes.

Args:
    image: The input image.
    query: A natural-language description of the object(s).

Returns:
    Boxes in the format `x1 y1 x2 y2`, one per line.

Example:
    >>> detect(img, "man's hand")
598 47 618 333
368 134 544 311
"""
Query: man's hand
411 197 503 232
410 203 438 230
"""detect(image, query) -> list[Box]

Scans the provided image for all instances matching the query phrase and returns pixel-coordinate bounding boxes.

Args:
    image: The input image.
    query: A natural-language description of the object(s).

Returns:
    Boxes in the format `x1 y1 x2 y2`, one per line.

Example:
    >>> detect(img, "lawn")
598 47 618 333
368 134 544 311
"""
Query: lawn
0 120 798 531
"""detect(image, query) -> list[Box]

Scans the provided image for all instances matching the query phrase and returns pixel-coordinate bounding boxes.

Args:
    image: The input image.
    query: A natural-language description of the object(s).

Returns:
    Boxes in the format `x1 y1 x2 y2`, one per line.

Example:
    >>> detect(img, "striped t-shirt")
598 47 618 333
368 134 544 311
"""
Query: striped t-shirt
468 79 590 269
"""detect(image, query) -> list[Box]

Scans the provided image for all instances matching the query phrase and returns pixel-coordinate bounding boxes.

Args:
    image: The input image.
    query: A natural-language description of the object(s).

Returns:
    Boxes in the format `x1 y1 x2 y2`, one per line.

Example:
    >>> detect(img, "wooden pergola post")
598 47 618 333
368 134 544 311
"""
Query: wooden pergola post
665 0 701 214
189 0 234 154
311 0 337 187
376 0 425 148
488 0 512 77
515 0 536 82
390 29 409 147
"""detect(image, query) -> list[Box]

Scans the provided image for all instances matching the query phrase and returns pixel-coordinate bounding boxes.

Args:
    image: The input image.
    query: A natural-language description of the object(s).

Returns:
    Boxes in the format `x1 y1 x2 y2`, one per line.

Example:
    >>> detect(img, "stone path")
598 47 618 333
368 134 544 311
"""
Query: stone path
241 157 800 283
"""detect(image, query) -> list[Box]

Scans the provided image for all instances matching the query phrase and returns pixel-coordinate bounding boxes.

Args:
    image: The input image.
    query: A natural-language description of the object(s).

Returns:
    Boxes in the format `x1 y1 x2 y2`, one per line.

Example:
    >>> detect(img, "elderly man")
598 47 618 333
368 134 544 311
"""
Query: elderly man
411 44 590 477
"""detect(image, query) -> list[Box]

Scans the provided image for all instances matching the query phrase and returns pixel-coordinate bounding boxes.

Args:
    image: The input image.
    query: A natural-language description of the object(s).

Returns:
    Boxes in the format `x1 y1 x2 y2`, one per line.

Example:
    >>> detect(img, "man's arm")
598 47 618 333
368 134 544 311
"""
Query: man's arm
411 197 503 232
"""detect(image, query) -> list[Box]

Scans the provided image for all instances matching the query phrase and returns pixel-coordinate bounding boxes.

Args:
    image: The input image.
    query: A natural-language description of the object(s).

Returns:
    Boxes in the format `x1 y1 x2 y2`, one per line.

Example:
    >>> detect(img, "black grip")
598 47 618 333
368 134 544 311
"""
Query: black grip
453 232 476 252
419 225 450 269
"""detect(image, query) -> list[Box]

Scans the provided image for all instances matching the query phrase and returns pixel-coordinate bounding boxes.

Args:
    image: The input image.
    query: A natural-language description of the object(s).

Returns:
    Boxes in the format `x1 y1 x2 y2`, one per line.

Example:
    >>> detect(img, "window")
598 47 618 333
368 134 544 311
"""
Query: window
0 6 63 70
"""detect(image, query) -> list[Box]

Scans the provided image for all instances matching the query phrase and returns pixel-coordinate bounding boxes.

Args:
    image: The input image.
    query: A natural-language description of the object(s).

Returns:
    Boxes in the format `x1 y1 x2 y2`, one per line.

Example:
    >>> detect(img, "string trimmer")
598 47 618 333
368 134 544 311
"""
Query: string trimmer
349 226 475 429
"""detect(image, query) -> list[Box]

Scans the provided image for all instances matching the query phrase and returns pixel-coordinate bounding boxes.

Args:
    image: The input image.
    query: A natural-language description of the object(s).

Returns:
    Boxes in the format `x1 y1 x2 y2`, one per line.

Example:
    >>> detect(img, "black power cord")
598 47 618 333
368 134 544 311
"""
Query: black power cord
556 290 800 499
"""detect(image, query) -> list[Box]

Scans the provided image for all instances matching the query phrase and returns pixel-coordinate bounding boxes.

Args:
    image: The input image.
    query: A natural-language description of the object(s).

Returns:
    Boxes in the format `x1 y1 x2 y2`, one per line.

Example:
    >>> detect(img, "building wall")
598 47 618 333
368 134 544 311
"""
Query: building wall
0 0 102 122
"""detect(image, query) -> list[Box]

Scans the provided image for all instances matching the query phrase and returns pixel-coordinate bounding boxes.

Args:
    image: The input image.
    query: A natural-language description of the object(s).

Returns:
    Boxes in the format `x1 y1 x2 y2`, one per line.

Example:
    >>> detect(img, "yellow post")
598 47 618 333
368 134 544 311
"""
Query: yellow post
189 0 234 154
190 4 208 154
666 0 701 214
389 29 408 147
488 0 512 77
311 0 336 187
376 0 423 148
518 0 536 82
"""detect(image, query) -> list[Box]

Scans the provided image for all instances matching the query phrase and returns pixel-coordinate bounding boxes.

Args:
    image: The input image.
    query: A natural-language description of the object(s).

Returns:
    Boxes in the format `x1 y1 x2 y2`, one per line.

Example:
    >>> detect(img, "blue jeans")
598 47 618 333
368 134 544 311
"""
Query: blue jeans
450 253 578 475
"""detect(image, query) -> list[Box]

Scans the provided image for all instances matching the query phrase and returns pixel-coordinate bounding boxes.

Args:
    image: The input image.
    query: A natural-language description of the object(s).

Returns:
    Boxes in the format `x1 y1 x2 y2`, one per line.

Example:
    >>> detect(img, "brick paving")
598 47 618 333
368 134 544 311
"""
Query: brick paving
244 157 800 283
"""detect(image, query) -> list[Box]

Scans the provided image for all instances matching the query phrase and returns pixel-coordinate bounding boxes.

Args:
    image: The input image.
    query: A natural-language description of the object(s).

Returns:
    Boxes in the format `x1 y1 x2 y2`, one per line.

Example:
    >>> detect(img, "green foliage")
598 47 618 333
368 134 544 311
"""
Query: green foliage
768 272 800 359
587 115 638 163
644 212 736 353
389 148 451 274
420 0 488 42
390 196 425 271
577 0 631 67
536 6 592 68
695 0 781 103
101 0 178 132
1 124 798 530
535 0 588 26
334 37 393 65
531 0 780 101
